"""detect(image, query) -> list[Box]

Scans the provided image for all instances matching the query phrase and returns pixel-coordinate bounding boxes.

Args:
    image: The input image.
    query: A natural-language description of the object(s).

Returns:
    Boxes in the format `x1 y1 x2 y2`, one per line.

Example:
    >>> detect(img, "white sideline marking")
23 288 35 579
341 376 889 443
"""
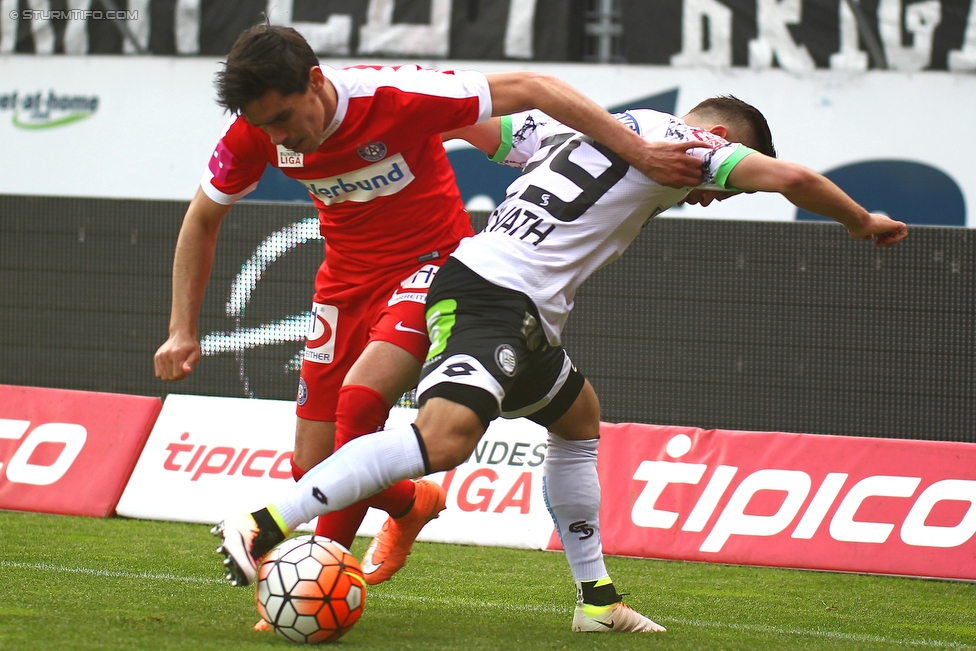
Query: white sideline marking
2 561 972 649
0 560 222 584
362 593 976 649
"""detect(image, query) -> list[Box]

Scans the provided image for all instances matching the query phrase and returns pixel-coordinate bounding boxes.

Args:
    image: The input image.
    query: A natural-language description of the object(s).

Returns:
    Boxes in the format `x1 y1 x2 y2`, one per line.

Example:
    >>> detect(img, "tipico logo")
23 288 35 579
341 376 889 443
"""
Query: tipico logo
1 90 99 129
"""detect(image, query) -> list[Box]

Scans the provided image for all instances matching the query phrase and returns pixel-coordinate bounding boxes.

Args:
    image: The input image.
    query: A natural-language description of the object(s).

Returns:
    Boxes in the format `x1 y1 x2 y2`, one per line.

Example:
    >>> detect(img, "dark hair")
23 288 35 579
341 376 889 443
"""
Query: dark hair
215 24 320 113
685 96 776 158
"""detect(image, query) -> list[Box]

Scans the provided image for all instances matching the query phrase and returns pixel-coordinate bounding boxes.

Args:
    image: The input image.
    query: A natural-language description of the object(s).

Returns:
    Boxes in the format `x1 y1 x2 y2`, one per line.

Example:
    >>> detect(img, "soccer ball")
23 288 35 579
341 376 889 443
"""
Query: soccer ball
255 535 366 644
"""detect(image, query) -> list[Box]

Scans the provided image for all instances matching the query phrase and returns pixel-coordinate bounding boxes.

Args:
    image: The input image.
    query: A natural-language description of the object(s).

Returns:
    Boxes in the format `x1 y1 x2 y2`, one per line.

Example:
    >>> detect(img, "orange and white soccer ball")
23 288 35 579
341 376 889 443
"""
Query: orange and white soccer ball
255 535 366 644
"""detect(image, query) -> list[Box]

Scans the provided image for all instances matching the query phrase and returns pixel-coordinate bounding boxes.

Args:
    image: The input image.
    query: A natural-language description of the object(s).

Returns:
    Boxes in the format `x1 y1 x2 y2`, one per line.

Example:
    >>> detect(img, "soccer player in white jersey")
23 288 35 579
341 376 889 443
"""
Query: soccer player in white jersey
213 96 907 633
154 22 703 607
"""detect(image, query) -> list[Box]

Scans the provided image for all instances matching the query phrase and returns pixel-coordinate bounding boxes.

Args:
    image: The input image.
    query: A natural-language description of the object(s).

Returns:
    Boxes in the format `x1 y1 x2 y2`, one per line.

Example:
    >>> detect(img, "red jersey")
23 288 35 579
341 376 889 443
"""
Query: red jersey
200 64 491 286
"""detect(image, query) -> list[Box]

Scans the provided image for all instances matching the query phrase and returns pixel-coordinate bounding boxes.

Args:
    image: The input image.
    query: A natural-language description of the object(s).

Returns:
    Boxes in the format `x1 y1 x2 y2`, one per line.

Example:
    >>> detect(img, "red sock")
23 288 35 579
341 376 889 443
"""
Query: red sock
314 500 369 548
291 459 306 482
366 477 416 517
313 385 414 546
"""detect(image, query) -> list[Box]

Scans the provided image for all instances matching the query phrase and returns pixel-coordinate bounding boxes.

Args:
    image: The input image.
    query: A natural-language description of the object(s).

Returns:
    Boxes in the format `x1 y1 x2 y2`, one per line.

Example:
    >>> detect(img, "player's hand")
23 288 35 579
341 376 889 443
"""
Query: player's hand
154 334 201 381
635 140 703 188
848 213 908 248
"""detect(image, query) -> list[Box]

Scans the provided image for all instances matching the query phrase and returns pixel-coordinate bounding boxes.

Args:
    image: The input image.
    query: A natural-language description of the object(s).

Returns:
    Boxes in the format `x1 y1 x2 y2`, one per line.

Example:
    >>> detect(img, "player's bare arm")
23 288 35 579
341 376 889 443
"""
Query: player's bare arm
726 153 908 247
484 72 702 188
442 118 503 156
154 187 232 381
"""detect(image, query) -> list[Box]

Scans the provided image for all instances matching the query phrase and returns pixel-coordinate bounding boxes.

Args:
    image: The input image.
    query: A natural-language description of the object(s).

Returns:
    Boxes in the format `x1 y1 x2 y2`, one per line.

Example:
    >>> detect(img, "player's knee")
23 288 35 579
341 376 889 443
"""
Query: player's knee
425 436 475 472
292 446 331 472
549 381 601 441
551 416 600 442
415 398 486 471
293 418 337 470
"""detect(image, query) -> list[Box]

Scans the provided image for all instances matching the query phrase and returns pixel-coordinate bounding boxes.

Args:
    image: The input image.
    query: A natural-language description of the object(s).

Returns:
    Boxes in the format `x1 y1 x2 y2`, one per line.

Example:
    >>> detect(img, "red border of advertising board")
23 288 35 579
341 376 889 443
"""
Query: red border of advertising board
0 385 161 517
549 423 976 581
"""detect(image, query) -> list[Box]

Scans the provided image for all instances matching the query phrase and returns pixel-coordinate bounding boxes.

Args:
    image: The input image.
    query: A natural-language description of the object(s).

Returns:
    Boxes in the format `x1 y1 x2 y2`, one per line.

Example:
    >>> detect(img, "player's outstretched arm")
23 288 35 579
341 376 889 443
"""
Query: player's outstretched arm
484 72 702 188
442 118 503 156
726 153 908 247
154 187 233 381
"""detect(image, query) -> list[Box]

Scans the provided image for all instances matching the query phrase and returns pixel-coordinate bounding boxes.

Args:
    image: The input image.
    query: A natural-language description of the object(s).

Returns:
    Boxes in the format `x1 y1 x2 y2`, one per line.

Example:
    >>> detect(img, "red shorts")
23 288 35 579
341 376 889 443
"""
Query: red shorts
295 261 442 422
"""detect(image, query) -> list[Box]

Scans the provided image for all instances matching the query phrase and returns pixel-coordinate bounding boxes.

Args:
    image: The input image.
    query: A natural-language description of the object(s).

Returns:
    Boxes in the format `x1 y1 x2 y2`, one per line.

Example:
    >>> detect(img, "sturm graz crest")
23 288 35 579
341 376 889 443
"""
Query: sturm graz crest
357 142 388 162
495 344 517 377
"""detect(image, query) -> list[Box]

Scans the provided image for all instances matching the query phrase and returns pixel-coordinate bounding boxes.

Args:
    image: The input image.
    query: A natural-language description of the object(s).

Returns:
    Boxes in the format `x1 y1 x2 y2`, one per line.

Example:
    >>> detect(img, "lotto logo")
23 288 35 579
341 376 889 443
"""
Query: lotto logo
0 419 87 486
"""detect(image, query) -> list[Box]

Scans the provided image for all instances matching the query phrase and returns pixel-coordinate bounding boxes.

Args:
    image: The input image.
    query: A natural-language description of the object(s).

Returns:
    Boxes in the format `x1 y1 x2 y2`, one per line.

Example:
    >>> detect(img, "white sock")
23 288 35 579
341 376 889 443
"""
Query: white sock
543 434 608 583
273 424 426 531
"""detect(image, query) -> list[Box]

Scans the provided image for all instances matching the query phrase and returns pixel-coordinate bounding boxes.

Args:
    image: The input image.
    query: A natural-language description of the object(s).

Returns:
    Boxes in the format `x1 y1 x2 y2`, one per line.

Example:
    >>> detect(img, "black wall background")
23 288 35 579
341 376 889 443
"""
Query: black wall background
618 0 974 69
1 195 972 442
7 0 589 60
5 0 973 70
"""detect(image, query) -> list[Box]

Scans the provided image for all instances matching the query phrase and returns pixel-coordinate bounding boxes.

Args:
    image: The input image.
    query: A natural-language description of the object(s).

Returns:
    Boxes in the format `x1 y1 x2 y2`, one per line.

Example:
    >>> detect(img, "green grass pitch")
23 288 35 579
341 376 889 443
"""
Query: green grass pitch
1 510 974 650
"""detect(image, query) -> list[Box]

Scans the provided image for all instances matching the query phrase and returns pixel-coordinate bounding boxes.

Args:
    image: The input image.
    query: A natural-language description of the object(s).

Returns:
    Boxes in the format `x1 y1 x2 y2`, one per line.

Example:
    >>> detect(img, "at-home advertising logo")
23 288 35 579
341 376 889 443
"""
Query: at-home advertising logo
1 90 99 129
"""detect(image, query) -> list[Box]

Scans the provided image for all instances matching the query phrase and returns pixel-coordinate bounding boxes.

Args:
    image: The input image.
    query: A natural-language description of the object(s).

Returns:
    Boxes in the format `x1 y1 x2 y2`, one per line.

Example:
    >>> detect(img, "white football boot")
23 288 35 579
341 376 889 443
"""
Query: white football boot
212 513 263 587
572 602 667 633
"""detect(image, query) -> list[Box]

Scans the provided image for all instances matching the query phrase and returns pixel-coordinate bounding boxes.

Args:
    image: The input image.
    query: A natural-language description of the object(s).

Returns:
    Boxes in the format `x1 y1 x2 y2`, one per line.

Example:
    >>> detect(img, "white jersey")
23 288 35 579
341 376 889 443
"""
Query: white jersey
452 109 755 345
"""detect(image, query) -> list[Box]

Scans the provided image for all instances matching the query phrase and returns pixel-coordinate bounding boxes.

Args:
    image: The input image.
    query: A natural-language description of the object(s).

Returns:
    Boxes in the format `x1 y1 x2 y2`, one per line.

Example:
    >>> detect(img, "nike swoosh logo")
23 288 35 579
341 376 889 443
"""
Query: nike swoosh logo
360 542 384 575
360 556 383 574
394 321 426 336
598 620 614 629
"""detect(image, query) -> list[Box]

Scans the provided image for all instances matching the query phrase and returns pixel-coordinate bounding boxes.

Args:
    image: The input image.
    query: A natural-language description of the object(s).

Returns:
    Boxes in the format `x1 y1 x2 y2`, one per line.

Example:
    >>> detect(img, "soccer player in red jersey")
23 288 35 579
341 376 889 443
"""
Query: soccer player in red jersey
154 23 702 597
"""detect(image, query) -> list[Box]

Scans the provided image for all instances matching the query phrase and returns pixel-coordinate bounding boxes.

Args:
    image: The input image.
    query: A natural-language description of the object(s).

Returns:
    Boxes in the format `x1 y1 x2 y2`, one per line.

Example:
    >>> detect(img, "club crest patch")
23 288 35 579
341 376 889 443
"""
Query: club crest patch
495 344 517 377
357 142 388 162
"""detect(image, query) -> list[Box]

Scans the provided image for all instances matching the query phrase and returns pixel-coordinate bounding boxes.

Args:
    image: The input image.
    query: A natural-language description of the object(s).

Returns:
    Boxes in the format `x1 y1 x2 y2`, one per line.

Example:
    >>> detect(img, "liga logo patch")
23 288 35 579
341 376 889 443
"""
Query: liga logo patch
304 303 338 364
276 145 304 167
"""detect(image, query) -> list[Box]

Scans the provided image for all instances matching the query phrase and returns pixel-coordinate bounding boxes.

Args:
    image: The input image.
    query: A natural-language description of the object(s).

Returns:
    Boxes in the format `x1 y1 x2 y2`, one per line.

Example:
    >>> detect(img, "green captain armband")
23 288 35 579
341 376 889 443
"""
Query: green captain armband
489 115 514 163
714 145 757 192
